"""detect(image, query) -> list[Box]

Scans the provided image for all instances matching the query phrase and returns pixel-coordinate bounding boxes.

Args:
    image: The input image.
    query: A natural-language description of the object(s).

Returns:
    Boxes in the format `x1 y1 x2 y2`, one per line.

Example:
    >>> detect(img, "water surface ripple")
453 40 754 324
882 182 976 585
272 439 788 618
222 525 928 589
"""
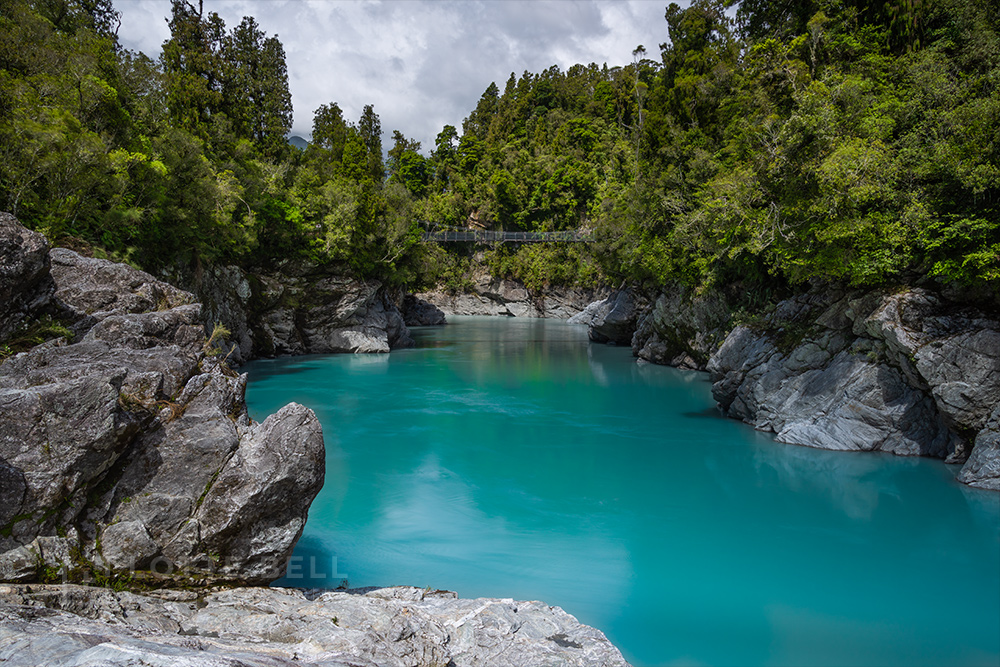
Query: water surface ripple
245 316 1000 667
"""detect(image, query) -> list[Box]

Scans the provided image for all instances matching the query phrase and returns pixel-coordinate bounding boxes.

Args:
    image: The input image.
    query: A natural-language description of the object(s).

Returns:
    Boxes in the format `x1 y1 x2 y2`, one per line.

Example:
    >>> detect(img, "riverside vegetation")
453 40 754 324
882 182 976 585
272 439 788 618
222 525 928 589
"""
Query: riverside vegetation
1 0 997 298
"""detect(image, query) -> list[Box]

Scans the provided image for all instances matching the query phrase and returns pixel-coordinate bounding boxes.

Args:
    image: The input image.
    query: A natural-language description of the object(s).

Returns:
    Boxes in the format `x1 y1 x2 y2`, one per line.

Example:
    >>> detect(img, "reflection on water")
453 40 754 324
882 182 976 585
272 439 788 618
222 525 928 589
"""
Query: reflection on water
246 316 1000 667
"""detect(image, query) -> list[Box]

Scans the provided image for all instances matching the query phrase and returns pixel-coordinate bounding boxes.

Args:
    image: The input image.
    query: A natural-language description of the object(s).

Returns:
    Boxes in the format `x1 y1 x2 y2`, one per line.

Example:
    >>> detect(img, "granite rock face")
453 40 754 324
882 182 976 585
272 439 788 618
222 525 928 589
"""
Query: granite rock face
186 263 412 364
0 217 325 584
0 212 54 340
705 288 1000 488
0 584 630 667
958 405 1000 490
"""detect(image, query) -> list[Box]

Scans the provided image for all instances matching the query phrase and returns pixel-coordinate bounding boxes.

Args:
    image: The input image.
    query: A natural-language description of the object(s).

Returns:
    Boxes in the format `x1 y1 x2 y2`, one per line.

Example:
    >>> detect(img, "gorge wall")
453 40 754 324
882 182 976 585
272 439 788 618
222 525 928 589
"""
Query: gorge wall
176 262 415 367
578 283 1000 491
414 263 610 320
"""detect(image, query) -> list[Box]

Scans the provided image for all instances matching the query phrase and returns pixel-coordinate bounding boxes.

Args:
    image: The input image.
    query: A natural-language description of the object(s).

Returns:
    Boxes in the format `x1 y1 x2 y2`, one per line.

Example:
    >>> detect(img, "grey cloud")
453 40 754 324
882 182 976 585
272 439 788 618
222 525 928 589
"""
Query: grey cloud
116 0 677 150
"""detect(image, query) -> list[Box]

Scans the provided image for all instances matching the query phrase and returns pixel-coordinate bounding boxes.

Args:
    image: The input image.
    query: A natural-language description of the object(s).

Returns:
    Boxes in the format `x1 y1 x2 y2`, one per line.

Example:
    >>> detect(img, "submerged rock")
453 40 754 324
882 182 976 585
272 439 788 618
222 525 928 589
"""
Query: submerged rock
0 584 631 667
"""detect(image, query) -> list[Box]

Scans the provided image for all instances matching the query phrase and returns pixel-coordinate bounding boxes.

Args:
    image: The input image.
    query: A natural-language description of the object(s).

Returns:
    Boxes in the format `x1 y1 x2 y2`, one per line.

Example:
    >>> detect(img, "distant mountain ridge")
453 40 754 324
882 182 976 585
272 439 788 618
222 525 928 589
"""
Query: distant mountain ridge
287 135 308 150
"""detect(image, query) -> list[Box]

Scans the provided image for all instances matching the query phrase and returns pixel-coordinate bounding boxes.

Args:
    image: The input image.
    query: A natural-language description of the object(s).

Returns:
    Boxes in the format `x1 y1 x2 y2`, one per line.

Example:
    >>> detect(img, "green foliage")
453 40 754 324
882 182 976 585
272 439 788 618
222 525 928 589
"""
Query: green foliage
0 0 996 294
1 316 75 360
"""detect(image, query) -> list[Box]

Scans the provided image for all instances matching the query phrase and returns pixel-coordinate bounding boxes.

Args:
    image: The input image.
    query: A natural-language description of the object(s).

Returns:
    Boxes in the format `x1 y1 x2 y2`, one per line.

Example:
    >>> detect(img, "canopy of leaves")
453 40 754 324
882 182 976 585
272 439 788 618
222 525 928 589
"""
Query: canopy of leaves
1 0 996 295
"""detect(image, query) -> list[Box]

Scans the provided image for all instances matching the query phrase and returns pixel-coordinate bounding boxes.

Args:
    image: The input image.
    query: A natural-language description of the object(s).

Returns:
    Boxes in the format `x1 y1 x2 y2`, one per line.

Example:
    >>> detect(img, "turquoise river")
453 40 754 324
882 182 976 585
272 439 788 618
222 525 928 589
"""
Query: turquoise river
244 316 1000 667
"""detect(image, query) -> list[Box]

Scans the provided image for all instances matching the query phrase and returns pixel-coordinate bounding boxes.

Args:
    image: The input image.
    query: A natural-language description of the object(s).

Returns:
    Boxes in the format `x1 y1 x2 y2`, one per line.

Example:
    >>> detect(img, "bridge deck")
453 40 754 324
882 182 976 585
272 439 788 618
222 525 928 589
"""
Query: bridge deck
422 230 592 243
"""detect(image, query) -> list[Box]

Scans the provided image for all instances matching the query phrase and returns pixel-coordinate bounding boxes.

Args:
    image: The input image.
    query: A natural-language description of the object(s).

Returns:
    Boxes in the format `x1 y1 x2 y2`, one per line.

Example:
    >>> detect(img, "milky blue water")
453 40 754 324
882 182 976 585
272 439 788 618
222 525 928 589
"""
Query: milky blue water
244 316 1000 667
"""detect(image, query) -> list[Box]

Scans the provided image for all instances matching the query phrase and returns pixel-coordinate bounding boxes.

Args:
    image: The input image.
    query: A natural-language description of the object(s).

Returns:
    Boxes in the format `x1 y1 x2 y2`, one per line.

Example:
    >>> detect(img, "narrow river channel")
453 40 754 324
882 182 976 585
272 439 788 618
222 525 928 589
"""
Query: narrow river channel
245 316 1000 667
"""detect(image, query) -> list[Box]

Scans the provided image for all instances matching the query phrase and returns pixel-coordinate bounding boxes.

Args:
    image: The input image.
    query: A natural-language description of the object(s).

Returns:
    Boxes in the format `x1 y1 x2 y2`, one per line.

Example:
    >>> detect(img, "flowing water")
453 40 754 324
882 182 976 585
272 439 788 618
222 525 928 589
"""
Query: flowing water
244 316 1000 667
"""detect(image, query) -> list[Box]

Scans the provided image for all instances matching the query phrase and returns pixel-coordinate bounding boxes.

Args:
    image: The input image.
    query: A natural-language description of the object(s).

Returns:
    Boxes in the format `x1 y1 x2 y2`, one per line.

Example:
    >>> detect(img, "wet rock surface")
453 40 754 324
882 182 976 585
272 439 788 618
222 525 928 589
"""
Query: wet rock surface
0 584 630 667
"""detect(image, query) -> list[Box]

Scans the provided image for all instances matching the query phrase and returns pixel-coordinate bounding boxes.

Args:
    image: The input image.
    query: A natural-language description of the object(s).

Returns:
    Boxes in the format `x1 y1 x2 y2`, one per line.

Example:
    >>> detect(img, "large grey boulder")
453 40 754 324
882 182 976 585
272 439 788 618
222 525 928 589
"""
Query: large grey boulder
0 218 326 584
194 402 325 582
49 248 193 324
579 288 651 345
0 584 630 667
0 212 53 340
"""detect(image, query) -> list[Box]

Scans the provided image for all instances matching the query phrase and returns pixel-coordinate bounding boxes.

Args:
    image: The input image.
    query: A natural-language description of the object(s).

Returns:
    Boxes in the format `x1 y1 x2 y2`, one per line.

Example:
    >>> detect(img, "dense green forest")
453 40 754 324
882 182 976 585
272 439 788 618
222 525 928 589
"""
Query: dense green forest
1 0 997 298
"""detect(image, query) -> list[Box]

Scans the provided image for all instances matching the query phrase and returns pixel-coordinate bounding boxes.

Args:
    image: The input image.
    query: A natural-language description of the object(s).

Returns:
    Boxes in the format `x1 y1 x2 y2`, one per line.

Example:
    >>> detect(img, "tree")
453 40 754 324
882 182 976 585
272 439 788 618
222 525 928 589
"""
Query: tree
31 0 121 38
160 0 225 135
430 124 459 189
312 102 349 161
221 15 292 157
357 104 383 182
463 82 499 139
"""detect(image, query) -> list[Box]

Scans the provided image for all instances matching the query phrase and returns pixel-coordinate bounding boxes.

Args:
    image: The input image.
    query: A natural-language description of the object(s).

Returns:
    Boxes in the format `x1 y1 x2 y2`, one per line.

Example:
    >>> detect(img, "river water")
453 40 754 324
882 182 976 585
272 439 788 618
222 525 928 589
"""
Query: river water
244 316 1000 667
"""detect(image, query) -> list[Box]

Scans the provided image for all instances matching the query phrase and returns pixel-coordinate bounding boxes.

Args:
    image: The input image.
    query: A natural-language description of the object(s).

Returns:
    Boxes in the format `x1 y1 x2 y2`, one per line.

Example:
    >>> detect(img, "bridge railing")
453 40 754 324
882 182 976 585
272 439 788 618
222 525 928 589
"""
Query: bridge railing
421 230 593 243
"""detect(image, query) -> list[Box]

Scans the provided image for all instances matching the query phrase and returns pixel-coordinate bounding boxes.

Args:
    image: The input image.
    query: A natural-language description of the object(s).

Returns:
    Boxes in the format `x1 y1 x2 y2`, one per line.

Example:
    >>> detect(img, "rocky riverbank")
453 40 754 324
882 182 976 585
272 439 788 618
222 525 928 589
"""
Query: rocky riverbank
578 284 1000 491
0 213 631 665
414 265 610 320
0 584 628 666
172 262 415 366
0 213 326 585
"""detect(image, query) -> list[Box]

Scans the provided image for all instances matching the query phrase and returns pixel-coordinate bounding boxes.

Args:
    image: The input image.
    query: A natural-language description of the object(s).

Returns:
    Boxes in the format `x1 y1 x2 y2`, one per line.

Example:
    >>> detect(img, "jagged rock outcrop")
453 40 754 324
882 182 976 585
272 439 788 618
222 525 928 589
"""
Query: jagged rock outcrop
400 294 447 326
0 584 629 667
0 217 325 584
572 288 651 345
705 288 1000 489
0 212 53 341
630 284 732 370
186 263 412 365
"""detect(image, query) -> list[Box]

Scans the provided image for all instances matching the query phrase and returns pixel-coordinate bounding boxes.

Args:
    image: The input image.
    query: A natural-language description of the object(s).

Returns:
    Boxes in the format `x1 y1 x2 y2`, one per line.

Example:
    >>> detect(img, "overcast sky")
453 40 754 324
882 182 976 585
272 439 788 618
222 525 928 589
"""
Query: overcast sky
116 0 681 152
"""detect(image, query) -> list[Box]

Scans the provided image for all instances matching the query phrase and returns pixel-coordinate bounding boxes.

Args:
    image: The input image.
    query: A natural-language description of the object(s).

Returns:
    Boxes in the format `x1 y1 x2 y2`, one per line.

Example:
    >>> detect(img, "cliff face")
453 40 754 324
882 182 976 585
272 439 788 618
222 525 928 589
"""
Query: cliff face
580 284 1000 490
0 217 326 585
415 265 610 320
173 262 414 366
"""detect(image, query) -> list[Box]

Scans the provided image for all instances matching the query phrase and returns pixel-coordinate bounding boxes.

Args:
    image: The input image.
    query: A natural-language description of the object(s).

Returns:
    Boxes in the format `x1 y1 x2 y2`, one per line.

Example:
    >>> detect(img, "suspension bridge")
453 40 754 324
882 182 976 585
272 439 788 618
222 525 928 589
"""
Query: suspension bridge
421 229 593 243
